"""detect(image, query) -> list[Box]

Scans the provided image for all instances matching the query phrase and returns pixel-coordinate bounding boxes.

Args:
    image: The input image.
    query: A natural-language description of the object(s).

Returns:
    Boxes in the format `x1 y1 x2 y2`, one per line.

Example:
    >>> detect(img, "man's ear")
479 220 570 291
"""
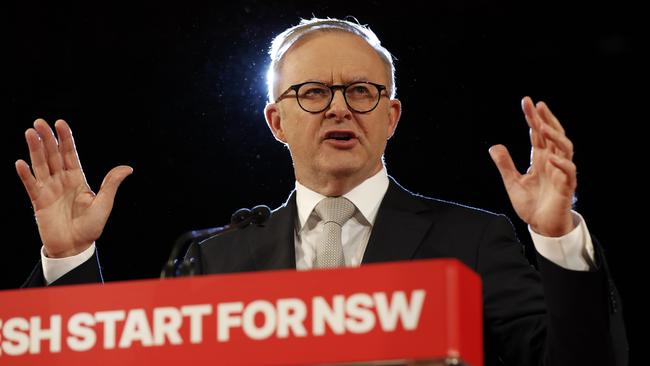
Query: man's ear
387 98 402 139
264 103 287 143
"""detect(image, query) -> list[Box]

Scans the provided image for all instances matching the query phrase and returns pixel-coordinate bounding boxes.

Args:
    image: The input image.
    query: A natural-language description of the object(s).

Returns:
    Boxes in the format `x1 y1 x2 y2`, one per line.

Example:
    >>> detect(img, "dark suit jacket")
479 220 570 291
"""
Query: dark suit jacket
24 178 628 366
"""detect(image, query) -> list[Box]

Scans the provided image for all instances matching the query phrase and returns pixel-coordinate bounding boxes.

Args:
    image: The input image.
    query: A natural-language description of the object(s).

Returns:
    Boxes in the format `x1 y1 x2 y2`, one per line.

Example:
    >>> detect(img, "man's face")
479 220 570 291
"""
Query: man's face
265 31 401 193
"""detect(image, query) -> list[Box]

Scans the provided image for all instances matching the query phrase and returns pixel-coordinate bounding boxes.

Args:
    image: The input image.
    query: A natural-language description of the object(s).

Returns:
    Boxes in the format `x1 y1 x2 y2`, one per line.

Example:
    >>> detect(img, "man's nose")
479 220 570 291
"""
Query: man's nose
325 89 352 120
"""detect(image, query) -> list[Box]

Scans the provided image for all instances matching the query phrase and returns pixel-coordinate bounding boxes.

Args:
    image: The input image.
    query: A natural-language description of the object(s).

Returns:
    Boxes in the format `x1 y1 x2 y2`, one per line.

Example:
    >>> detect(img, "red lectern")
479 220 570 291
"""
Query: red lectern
0 259 482 365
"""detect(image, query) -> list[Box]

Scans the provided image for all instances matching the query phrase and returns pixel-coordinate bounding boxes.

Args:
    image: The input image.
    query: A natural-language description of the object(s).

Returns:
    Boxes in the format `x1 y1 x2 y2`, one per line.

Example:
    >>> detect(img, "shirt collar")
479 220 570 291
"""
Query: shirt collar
295 166 390 231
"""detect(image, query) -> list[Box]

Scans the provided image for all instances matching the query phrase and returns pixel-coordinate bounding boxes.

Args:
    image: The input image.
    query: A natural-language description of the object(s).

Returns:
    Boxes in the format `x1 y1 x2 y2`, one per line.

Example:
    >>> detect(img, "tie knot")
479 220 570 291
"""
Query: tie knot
315 197 356 226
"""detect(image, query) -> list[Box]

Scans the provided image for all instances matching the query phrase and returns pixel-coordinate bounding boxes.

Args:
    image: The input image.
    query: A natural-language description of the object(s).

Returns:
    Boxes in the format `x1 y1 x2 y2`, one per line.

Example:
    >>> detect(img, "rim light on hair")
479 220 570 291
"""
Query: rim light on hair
266 17 396 103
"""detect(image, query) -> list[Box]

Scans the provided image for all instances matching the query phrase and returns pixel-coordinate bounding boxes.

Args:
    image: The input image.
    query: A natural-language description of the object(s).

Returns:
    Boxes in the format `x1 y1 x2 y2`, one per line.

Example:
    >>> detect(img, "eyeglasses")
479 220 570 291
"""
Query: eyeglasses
275 81 387 113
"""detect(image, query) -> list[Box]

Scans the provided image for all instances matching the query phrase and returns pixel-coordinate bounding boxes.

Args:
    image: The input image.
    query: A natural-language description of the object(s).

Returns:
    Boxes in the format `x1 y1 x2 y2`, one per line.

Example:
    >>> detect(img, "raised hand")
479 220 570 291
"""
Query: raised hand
15 119 132 258
489 97 576 237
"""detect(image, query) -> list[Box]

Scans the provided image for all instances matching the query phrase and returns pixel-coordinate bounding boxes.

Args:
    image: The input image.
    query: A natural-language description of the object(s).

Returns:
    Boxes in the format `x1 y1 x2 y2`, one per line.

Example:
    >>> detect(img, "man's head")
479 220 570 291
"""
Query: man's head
264 18 402 196
266 18 396 102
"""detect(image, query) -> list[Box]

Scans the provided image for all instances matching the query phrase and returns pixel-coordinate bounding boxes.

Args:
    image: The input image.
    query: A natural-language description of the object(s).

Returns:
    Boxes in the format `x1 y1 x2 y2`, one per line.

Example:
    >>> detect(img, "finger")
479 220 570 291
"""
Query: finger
54 120 82 171
536 101 565 135
541 124 574 160
534 101 567 159
34 119 65 174
522 97 545 149
92 165 134 215
25 125 51 180
549 155 577 192
15 159 39 202
489 144 522 188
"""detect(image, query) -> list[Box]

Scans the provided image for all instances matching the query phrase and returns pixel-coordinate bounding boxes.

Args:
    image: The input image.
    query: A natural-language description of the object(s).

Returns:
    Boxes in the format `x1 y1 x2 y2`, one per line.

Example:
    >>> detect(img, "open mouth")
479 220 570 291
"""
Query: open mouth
325 131 356 141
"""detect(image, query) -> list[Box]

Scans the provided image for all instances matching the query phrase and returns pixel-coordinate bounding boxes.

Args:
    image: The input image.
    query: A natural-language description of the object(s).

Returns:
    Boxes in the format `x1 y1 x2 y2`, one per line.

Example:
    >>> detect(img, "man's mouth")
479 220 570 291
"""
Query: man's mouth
324 131 356 141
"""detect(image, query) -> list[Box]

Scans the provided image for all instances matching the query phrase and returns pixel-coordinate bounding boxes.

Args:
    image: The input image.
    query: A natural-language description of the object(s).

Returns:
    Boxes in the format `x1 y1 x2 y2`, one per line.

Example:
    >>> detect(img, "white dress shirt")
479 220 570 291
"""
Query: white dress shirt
41 166 596 284
294 167 389 270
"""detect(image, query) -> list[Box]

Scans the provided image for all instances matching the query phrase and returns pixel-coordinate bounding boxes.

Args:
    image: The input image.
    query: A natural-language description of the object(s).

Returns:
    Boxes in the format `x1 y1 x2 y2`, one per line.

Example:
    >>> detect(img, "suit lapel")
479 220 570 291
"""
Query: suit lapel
362 178 434 264
248 191 297 271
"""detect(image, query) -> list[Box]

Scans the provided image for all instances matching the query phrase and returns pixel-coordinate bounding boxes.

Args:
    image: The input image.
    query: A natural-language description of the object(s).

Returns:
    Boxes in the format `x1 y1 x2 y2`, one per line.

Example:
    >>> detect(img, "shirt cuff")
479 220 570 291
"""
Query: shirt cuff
40 243 96 285
528 211 596 271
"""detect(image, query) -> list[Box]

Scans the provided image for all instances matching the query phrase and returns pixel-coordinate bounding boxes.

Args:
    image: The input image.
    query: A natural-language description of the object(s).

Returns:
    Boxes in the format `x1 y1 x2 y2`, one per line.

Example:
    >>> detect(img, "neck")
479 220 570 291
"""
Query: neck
297 164 383 196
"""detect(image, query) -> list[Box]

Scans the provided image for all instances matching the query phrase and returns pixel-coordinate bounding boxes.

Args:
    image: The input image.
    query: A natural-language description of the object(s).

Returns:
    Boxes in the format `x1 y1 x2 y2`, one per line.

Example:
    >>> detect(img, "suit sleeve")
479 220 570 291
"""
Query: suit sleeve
21 250 104 288
477 214 627 366
536 239 629 366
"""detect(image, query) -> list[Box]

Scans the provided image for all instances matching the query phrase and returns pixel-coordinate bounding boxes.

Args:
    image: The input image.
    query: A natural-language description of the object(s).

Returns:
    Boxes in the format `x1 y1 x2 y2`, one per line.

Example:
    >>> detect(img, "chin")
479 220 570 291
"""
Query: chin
319 162 367 179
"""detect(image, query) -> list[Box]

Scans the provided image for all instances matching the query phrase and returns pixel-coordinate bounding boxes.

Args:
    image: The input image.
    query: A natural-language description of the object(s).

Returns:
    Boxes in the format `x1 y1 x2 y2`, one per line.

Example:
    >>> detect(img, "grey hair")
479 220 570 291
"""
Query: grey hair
266 17 396 103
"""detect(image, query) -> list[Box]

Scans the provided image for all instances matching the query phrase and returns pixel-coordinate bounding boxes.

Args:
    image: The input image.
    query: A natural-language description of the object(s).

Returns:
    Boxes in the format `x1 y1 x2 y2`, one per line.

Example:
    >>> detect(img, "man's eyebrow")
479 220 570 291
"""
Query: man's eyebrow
289 78 328 85
344 76 370 83
304 78 329 83
294 76 371 85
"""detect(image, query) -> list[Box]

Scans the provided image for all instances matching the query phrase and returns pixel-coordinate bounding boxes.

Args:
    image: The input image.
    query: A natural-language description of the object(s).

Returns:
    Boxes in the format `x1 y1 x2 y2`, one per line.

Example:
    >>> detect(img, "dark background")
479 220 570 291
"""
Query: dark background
6 0 641 361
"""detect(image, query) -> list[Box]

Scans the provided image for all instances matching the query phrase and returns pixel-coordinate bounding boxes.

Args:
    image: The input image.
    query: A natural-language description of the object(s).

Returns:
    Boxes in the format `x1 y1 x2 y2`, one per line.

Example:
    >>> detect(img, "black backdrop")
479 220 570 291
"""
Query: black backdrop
6 1 640 360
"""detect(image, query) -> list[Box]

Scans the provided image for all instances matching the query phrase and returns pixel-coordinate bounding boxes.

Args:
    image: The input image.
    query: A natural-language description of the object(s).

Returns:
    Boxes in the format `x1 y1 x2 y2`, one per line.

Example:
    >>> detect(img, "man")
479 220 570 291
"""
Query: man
16 18 627 365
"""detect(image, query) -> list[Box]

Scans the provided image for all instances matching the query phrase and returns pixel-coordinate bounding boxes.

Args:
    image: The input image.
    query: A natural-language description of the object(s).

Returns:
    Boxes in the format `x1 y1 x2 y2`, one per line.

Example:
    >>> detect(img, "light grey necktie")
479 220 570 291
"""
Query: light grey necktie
314 197 356 268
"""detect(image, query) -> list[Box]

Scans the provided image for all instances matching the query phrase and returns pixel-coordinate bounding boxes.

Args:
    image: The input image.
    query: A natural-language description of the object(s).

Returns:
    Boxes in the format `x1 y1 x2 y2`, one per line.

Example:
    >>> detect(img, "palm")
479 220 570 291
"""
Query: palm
32 168 101 256
16 119 132 258
490 97 576 237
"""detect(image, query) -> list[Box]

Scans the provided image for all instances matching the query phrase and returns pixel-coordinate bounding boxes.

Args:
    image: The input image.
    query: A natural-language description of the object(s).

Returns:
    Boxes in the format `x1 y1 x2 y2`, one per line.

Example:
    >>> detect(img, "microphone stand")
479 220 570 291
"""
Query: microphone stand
160 205 271 279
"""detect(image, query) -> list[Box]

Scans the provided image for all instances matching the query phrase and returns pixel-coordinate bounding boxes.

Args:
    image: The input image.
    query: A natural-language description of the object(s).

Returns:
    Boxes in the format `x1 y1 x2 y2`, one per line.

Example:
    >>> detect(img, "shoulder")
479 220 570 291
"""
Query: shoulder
386 176 507 225
198 191 296 251
382 177 518 243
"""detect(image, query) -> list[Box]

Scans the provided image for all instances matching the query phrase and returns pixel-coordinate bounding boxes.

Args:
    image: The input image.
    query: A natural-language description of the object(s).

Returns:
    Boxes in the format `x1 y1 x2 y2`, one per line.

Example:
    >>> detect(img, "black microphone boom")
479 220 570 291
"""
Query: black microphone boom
160 205 272 278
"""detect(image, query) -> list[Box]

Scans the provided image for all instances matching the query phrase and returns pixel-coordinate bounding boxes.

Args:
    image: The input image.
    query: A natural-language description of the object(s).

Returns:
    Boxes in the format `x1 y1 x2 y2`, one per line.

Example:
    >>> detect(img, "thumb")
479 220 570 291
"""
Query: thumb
488 144 519 188
94 165 134 212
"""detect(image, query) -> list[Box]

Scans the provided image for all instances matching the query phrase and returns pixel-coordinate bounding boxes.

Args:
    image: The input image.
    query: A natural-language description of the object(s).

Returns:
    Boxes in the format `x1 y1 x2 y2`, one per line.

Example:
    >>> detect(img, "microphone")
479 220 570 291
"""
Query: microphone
160 205 272 278
250 204 272 225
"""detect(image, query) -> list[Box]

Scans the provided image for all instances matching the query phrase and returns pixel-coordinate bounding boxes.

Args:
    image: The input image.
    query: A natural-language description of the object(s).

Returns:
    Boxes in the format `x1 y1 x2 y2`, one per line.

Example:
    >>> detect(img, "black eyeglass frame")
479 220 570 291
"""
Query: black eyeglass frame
275 81 388 113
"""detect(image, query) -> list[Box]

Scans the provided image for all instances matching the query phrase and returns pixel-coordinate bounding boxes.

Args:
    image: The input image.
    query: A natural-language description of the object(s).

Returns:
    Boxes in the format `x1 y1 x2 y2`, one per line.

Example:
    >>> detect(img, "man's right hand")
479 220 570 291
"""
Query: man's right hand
15 119 132 258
